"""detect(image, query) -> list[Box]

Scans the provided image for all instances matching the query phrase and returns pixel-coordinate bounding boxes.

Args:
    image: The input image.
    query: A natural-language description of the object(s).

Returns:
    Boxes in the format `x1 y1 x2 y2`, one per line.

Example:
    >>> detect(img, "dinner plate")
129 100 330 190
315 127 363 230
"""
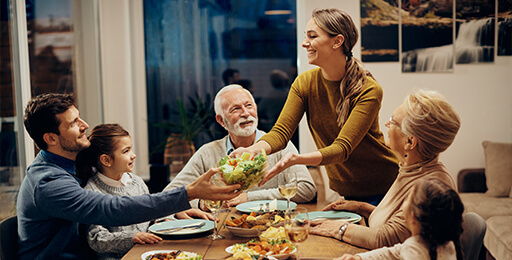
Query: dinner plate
140 250 202 260
148 219 214 236
225 245 292 260
236 200 297 213
304 211 362 223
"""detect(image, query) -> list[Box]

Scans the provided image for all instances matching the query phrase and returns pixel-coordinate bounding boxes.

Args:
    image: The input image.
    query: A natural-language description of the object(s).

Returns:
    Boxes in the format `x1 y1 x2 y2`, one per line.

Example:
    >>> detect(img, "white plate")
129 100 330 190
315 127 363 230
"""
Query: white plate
236 200 297 213
148 219 214 236
225 245 295 260
140 250 202 260
304 211 362 223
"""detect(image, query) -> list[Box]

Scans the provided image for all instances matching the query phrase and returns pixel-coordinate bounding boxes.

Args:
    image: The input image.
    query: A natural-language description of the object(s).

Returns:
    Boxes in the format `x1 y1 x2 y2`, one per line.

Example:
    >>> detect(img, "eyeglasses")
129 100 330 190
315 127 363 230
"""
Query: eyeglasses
387 116 401 129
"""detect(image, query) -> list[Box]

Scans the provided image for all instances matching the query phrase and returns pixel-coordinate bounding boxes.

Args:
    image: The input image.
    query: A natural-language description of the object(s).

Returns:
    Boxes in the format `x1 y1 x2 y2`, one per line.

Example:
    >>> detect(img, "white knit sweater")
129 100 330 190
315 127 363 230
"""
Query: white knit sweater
84 173 151 260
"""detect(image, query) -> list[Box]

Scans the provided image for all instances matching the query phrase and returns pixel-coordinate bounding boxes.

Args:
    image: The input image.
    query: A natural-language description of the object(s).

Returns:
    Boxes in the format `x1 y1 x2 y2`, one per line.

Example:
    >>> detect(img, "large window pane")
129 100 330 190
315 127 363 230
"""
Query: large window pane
0 0 76 220
144 0 298 168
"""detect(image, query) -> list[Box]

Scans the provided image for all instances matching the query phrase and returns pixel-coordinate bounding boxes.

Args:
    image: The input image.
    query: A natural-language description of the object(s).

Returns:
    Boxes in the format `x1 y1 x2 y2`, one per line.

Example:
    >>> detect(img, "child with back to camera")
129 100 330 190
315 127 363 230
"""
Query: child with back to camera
336 177 464 260
76 124 162 259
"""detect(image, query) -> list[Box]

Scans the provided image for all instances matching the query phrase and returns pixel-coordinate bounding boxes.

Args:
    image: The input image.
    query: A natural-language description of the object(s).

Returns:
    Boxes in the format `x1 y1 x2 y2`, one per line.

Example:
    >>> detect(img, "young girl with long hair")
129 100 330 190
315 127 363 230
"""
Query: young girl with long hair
336 177 464 260
76 123 162 260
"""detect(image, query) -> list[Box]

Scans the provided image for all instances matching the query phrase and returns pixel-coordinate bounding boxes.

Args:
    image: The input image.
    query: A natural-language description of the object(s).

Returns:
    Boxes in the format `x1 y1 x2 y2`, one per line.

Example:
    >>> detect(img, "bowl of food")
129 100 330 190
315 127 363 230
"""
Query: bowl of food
141 250 202 260
226 239 296 260
225 211 285 237
217 150 267 191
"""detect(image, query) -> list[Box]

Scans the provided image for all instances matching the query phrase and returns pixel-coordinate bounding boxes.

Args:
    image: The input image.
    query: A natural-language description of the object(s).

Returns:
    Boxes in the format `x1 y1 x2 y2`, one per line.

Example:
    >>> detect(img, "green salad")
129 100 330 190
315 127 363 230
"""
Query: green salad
217 150 267 190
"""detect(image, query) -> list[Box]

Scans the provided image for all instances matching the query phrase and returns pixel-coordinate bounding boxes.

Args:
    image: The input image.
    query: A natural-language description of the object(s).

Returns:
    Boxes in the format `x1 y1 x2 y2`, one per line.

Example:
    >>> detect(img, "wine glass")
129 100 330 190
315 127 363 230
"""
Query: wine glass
205 172 226 240
204 199 225 240
279 171 298 213
284 207 309 260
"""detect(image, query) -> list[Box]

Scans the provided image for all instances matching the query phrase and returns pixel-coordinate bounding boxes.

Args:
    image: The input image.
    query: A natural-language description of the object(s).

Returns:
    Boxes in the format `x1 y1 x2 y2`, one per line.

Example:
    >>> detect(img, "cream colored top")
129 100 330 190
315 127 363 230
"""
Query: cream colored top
348 157 456 249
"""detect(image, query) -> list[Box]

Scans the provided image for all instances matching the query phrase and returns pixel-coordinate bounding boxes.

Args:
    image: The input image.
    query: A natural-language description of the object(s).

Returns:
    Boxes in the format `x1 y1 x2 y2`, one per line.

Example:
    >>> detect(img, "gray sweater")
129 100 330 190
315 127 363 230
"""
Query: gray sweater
164 132 317 208
84 173 151 260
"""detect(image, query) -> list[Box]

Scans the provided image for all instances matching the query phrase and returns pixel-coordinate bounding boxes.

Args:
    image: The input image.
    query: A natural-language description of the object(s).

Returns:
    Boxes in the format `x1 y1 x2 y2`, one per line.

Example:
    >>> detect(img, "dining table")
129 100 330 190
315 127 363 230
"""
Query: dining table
122 201 368 260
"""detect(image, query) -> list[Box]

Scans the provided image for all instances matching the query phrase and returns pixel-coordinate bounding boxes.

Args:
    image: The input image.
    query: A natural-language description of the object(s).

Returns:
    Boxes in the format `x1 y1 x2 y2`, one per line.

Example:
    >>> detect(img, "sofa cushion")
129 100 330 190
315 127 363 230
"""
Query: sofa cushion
459 193 512 220
482 141 512 197
484 216 512 260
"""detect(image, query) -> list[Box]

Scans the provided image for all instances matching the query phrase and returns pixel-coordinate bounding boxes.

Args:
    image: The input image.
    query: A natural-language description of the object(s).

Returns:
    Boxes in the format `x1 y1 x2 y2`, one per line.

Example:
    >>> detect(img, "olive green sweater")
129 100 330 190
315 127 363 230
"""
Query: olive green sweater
260 68 399 197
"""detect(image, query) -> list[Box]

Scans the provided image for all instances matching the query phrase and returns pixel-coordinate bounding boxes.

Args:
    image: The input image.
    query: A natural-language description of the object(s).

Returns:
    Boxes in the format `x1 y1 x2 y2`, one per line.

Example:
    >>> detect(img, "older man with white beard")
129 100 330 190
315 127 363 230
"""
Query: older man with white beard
163 84 317 209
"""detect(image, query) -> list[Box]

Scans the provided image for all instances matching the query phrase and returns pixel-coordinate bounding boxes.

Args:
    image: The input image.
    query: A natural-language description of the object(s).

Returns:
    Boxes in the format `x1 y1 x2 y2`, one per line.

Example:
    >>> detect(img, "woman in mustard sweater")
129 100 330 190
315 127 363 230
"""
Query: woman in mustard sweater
232 8 398 205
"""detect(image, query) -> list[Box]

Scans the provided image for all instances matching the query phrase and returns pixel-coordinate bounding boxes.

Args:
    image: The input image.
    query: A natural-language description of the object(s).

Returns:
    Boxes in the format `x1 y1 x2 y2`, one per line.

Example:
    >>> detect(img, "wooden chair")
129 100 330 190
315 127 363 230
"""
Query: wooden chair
0 215 18 260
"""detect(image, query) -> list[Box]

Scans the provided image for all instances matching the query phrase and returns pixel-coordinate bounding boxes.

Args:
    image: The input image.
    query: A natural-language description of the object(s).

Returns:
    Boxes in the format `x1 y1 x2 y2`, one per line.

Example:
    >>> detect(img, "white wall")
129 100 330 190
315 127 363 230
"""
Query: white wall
297 0 512 185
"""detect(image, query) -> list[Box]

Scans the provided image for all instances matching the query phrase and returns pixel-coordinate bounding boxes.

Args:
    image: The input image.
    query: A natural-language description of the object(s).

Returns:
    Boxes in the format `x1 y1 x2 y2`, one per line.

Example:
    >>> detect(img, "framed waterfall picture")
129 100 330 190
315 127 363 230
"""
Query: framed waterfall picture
455 0 496 64
360 0 399 62
401 0 454 73
498 0 512 56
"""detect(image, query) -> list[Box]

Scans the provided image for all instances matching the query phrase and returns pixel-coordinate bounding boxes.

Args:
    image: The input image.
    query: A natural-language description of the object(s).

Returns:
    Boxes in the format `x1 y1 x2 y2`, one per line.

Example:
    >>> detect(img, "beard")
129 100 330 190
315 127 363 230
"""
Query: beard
58 134 90 153
224 115 258 137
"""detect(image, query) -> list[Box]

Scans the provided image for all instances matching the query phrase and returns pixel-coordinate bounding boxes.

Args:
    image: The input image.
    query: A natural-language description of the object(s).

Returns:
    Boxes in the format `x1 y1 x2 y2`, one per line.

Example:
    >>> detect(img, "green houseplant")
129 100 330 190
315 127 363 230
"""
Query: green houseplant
154 93 216 166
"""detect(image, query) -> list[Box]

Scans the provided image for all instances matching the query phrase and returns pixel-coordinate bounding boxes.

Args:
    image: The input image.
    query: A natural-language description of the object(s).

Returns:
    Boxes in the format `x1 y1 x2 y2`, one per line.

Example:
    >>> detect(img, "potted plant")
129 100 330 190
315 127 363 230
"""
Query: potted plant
154 93 216 170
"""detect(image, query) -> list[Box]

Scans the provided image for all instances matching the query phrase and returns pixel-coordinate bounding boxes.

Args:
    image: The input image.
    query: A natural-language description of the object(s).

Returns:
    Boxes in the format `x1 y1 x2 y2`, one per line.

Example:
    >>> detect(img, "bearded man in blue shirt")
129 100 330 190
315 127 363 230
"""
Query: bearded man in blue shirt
17 93 241 260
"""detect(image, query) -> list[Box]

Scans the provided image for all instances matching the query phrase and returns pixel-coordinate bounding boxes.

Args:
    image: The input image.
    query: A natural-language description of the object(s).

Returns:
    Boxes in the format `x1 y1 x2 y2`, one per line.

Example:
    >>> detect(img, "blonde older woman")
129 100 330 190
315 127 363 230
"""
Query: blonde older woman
309 89 461 250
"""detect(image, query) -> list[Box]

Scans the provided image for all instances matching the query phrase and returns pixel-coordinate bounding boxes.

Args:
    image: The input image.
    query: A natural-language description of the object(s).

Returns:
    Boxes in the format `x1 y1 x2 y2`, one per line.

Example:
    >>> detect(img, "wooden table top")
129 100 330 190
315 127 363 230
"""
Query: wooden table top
122 202 367 260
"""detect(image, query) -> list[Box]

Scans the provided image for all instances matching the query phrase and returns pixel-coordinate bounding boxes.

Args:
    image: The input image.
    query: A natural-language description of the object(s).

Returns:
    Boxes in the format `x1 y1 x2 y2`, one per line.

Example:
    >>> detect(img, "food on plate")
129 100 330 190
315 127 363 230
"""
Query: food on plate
217 150 267 190
144 250 202 260
225 211 285 230
259 227 287 241
228 239 295 258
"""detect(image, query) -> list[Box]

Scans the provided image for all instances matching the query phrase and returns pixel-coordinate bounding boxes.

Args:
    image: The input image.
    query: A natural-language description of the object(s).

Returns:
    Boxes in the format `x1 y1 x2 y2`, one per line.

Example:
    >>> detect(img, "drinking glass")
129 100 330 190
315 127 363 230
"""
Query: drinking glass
204 199 225 240
205 172 226 240
279 171 298 212
284 206 309 260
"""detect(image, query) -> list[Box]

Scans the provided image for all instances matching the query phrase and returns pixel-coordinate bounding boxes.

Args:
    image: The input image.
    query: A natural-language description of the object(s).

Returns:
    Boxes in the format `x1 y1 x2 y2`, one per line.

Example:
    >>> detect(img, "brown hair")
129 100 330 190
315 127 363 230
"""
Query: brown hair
312 8 372 127
24 93 76 150
411 178 464 260
401 90 461 160
76 123 130 185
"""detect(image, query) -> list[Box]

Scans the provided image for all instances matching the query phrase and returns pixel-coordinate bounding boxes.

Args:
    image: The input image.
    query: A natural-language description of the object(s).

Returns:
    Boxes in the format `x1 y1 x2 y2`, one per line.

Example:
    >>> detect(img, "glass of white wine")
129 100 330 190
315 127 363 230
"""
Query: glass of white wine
204 199 225 240
279 171 298 213
285 206 309 260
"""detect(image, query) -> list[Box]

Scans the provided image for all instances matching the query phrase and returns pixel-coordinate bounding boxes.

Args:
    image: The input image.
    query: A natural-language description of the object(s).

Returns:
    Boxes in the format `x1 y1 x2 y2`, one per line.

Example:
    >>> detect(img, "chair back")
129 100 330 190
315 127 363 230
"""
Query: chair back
0 215 18 260
460 212 486 260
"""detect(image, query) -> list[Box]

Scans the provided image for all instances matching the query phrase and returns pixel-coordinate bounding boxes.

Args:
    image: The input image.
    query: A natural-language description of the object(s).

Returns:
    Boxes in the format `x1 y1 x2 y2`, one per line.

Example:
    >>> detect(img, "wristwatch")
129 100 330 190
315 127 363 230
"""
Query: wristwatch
337 222 349 241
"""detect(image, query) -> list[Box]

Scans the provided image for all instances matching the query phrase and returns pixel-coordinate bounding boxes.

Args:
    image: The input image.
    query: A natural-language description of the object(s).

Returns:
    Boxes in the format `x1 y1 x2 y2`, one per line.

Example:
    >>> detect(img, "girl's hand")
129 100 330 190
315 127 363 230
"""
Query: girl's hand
132 232 162 244
334 254 362 260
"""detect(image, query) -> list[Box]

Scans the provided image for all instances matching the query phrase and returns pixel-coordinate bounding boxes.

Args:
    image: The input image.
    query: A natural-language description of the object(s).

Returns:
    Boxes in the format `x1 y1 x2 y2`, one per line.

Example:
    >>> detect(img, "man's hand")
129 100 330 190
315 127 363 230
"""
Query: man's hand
132 232 162 244
175 208 213 220
225 192 248 207
186 168 241 201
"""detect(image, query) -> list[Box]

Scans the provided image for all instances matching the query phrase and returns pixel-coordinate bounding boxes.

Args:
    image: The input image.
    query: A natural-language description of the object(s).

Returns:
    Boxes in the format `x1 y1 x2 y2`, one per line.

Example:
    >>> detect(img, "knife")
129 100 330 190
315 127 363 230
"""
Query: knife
154 221 206 234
